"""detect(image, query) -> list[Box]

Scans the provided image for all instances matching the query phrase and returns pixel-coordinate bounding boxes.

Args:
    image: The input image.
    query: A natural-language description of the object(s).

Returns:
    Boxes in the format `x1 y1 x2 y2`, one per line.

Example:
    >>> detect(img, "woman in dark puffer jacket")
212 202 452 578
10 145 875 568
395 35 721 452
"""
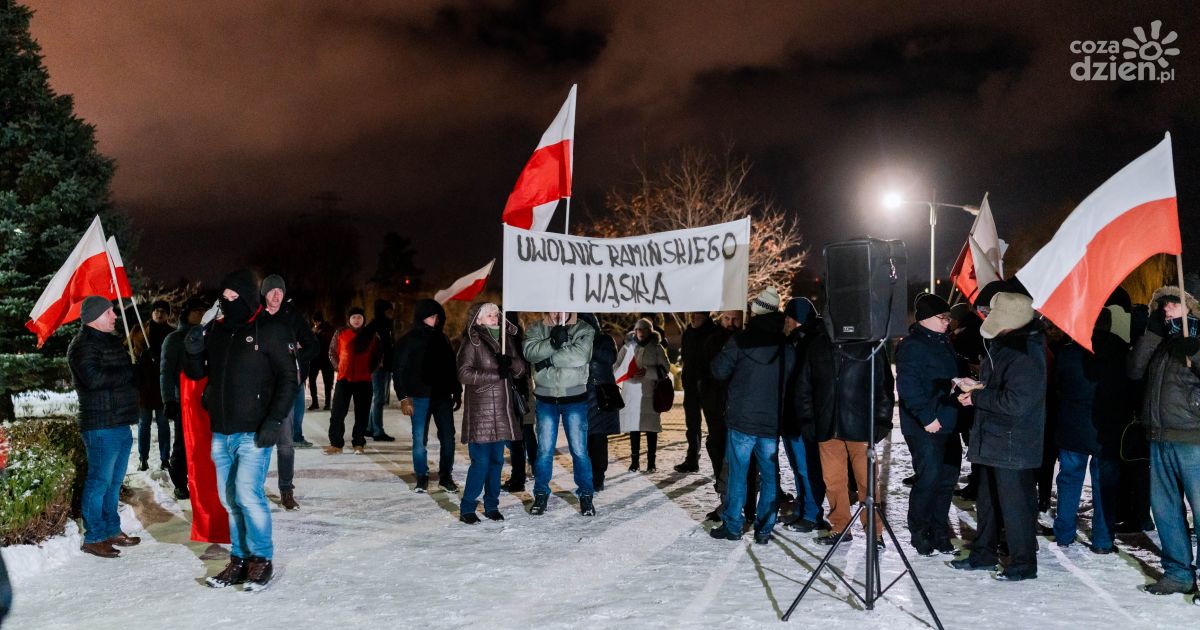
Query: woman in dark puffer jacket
456 302 528 523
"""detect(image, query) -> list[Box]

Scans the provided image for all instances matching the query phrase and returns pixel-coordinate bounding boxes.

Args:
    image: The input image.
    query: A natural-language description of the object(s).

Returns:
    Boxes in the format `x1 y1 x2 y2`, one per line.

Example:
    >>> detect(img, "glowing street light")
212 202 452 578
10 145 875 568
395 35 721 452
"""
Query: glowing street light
881 192 979 294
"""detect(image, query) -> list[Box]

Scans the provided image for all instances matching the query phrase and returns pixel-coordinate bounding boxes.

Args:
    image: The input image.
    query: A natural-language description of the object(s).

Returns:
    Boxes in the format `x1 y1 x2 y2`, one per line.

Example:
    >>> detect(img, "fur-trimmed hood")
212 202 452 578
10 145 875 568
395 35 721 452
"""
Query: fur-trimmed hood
1150 285 1200 318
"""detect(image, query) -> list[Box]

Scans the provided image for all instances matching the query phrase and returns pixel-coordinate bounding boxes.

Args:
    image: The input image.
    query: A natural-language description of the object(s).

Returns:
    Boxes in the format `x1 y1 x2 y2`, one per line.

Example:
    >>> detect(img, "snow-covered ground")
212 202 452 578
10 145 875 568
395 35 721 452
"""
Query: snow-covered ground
5 400 1197 629
12 390 78 418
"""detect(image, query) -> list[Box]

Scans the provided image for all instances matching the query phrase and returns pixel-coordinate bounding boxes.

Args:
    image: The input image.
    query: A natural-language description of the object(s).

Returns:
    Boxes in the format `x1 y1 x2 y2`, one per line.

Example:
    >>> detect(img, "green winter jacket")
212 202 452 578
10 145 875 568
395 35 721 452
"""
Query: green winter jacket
524 314 595 398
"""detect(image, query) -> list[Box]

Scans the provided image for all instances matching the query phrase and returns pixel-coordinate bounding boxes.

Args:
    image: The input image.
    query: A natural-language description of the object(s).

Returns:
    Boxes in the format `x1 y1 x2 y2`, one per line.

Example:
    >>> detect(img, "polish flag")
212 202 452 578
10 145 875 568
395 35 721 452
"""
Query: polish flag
25 216 121 347
501 85 576 232
950 194 1007 303
105 236 134 298
434 259 495 304
1017 134 1179 351
614 342 639 384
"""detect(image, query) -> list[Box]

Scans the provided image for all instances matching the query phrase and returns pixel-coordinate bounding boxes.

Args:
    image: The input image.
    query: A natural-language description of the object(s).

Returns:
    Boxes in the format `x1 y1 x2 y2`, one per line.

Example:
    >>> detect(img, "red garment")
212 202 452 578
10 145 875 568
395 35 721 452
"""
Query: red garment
180 375 230 544
331 327 379 382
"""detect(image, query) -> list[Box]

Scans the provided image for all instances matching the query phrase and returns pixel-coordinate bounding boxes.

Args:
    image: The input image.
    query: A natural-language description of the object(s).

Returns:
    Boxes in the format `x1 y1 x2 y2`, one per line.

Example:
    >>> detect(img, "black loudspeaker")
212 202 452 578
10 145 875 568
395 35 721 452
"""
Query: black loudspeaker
823 238 907 342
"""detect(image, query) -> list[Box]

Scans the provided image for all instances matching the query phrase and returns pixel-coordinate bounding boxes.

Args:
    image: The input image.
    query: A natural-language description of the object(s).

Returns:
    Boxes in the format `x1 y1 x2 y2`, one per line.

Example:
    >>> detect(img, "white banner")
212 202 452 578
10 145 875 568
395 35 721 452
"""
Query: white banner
502 218 750 313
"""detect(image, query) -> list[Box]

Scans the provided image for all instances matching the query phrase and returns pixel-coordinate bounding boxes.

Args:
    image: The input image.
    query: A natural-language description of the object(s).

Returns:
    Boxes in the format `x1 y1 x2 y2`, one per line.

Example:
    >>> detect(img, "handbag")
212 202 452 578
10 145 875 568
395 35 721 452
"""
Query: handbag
509 380 530 417
597 382 625 412
652 366 675 413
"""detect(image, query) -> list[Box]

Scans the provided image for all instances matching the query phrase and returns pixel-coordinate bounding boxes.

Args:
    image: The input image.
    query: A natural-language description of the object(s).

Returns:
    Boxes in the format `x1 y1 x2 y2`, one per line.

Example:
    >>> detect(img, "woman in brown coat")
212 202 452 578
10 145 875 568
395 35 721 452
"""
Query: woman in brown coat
456 302 528 523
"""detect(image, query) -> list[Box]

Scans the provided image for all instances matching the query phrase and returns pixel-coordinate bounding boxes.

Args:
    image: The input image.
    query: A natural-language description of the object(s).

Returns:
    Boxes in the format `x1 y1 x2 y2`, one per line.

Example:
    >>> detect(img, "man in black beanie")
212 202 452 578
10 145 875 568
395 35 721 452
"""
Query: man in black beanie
183 270 297 591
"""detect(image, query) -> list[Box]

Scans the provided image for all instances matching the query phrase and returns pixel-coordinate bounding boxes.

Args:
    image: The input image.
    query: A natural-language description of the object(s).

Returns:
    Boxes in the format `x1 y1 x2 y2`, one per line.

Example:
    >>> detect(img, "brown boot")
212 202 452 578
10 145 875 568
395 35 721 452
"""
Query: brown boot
80 540 120 558
107 532 141 547
322 445 342 455
205 556 248 588
281 489 300 511
243 556 275 592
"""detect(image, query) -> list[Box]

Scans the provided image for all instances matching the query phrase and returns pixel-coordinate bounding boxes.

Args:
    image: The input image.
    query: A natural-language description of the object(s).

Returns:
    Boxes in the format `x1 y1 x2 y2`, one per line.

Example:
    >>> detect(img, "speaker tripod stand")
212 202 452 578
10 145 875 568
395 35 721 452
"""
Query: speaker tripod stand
781 339 943 629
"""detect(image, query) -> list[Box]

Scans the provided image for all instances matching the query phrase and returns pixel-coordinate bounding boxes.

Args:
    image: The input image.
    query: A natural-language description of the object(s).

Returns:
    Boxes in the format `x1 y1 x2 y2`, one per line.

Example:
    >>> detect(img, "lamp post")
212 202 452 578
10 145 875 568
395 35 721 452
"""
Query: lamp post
883 192 979 295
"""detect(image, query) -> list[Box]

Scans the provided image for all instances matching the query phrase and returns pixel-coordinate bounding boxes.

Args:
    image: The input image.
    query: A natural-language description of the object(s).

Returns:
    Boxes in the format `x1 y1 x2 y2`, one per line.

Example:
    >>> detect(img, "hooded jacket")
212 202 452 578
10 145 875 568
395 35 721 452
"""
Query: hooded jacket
615 328 670 433
456 303 528 443
367 299 396 369
967 320 1047 469
391 299 461 401
524 313 595 399
264 301 320 382
712 311 795 437
68 325 139 431
182 270 298 435
795 327 894 443
1128 286 1200 443
896 322 960 436
578 314 620 435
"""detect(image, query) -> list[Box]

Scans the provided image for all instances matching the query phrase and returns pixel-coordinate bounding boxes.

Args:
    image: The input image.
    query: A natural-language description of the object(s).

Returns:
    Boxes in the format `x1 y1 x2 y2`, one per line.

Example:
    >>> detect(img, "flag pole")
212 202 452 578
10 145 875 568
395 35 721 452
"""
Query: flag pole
1178 253 1191 368
564 197 572 236
127 293 150 342
102 240 135 362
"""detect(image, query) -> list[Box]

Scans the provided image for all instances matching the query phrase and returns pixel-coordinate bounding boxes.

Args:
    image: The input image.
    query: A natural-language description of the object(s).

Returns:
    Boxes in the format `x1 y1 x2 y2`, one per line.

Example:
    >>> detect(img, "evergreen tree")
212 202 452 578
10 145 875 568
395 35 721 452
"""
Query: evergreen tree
0 1 123 356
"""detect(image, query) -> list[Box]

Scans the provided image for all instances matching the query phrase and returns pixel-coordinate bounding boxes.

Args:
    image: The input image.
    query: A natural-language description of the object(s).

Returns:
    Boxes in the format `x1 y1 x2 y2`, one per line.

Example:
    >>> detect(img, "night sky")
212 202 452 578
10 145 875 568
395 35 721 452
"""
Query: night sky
24 1 1200 287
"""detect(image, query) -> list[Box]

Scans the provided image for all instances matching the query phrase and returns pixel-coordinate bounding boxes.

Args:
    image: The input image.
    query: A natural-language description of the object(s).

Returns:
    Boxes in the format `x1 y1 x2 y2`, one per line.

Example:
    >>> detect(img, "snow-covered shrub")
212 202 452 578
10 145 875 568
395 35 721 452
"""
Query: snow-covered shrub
0 435 73 545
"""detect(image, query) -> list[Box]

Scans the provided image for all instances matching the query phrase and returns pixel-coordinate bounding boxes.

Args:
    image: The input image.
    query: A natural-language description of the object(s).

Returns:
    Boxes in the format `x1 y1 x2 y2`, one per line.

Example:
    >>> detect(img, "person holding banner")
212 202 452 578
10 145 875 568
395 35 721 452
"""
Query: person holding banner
1128 282 1200 596
616 318 669 473
455 303 528 523
524 312 596 516
68 296 141 558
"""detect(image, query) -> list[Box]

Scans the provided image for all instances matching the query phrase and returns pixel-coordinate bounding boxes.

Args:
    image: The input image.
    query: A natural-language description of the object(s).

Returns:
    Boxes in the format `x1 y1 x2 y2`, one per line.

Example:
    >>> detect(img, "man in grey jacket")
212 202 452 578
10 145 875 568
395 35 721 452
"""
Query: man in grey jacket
524 312 596 516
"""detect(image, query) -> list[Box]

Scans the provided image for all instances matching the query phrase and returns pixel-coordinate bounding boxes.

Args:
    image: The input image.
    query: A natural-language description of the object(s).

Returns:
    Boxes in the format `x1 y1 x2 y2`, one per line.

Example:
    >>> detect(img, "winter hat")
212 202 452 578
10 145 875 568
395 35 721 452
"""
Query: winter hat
80 296 113 324
914 293 951 322
633 318 652 332
1105 287 1132 311
374 299 393 318
980 292 1035 339
151 299 171 312
784 297 816 325
347 306 365 318
260 274 286 297
181 297 208 315
949 302 974 322
412 298 446 329
750 287 781 315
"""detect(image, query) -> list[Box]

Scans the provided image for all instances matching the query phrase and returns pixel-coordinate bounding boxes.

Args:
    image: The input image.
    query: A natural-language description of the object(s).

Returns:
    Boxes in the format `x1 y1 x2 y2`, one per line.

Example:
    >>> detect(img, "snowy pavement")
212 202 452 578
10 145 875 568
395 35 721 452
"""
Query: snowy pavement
5 404 1198 629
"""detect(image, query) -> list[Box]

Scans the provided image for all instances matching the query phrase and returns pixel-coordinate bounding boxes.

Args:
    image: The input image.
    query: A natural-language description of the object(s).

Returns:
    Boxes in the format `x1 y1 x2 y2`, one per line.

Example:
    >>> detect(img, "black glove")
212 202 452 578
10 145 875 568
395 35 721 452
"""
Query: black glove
163 401 182 421
255 419 283 448
184 325 206 355
1166 335 1200 360
549 325 569 349
534 357 553 372
452 392 462 412
1146 308 1169 337
495 353 513 379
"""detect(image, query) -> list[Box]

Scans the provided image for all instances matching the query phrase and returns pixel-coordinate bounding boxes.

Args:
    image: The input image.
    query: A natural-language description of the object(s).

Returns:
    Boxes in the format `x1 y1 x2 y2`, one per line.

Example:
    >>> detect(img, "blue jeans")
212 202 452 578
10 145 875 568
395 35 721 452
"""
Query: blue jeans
460 441 506 515
292 386 307 442
534 400 593 497
722 429 779 535
1053 448 1119 549
781 434 820 522
211 432 274 559
137 406 169 464
1149 440 1200 585
81 426 133 543
410 397 455 477
368 369 391 436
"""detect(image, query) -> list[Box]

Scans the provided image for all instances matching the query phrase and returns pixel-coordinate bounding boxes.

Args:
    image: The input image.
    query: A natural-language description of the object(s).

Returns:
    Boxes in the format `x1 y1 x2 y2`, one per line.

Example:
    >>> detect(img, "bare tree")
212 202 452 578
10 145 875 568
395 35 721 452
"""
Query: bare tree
589 146 808 303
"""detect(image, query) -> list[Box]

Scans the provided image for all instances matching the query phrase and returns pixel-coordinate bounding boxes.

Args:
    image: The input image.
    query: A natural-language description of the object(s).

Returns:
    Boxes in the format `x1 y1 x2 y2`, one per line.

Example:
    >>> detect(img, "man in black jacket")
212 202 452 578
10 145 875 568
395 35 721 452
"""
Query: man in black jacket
183 270 297 591
261 274 319 510
676 312 719 473
709 289 793 544
393 299 462 493
366 299 397 441
68 296 142 559
160 297 208 500
780 297 826 533
1128 284 1200 596
952 292 1045 581
136 300 174 471
797 309 894 548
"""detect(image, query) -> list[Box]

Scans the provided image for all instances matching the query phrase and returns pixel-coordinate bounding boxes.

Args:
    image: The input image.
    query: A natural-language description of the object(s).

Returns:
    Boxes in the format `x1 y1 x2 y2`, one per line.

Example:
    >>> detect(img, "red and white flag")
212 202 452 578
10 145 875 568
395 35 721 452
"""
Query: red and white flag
1017 134 1179 351
501 84 576 232
614 343 639 384
105 236 134 298
25 216 121 347
434 259 494 304
950 194 1006 303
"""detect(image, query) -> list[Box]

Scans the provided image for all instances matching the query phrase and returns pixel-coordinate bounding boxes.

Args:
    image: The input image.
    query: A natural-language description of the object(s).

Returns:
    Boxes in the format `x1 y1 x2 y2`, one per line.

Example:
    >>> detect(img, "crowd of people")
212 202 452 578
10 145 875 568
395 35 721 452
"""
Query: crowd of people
56 268 1200 599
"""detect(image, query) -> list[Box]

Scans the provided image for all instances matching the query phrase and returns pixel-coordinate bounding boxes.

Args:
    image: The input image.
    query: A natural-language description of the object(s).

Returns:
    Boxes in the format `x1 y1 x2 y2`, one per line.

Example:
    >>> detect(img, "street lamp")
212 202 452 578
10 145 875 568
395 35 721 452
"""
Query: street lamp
882 193 979 294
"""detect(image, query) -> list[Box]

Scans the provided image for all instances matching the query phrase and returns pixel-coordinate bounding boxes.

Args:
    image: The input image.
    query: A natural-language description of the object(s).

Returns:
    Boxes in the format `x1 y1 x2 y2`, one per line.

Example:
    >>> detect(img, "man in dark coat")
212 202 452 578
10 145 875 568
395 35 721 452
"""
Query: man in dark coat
580 313 620 491
183 270 297 590
1128 284 1200 595
68 296 141 558
952 292 1045 581
949 301 983 500
135 299 175 471
308 312 335 410
796 309 894 547
700 310 742 507
366 299 397 441
677 311 719 473
780 297 825 533
393 298 462 493
160 297 208 500
1052 309 1130 555
896 294 961 556
709 288 793 544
